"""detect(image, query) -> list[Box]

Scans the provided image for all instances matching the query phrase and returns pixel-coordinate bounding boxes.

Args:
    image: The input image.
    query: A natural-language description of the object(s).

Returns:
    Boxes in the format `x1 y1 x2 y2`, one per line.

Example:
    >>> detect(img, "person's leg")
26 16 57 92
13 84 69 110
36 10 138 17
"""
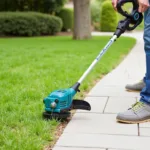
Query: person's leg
116 8 150 123
140 12 150 103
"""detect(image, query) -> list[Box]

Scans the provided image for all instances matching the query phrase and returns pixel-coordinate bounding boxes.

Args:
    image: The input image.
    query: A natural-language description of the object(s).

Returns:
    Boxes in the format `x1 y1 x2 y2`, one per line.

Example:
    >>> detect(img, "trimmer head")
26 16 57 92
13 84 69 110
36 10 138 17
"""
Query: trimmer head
43 111 71 120
43 83 91 120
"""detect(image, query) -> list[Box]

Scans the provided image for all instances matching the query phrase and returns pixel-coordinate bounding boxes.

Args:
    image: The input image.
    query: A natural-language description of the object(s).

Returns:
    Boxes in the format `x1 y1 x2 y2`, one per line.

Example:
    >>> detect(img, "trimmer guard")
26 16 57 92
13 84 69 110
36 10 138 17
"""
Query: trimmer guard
71 99 91 110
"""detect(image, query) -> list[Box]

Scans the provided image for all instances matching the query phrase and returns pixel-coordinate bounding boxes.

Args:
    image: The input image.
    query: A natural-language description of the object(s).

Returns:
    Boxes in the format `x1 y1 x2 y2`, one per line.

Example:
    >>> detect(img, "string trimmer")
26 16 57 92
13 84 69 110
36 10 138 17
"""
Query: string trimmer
43 0 143 120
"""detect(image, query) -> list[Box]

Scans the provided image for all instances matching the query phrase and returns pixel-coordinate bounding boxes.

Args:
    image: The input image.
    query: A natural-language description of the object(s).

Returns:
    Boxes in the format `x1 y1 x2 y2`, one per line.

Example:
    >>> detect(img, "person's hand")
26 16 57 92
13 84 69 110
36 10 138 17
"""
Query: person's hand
112 0 118 11
138 0 149 12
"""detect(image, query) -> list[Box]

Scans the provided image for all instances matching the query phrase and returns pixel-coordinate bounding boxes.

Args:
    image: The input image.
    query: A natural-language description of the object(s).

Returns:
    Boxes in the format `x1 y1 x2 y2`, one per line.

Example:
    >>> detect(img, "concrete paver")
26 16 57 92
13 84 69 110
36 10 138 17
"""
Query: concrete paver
109 149 134 150
53 147 105 150
63 113 138 135
139 128 150 136
139 122 150 128
53 32 149 150
88 86 139 97
55 133 150 150
104 97 136 113
77 96 108 113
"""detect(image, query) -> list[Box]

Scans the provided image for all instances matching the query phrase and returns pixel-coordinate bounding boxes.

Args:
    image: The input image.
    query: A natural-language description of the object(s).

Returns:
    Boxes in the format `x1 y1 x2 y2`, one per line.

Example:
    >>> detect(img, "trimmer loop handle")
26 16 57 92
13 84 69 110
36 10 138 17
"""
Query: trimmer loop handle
116 0 143 31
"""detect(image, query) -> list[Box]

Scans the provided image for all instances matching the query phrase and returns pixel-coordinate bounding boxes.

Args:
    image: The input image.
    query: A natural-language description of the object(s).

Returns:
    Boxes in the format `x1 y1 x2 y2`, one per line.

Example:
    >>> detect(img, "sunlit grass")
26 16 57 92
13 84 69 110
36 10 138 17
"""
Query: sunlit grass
0 36 136 149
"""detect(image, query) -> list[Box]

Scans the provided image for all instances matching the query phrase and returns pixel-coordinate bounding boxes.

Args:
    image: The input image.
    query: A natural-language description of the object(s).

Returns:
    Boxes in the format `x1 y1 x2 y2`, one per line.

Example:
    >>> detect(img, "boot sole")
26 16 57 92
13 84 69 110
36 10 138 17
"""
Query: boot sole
117 118 150 124
126 89 141 93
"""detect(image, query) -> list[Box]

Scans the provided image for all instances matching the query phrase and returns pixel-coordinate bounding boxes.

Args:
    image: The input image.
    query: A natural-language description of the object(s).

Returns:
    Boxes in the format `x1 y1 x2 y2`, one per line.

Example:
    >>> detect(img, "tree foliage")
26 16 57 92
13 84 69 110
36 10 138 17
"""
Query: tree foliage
0 0 67 14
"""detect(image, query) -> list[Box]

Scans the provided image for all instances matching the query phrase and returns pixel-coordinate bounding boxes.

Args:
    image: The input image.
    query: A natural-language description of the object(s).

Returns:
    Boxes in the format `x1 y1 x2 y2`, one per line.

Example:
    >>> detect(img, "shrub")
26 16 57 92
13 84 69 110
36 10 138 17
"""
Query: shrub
90 0 101 31
57 8 73 31
91 0 101 23
0 12 63 36
100 1 118 32
96 0 106 3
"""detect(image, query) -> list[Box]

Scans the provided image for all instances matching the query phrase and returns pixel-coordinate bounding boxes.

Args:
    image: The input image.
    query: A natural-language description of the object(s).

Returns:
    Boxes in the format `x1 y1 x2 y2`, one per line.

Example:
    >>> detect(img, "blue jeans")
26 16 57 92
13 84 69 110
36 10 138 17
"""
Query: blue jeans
140 7 150 104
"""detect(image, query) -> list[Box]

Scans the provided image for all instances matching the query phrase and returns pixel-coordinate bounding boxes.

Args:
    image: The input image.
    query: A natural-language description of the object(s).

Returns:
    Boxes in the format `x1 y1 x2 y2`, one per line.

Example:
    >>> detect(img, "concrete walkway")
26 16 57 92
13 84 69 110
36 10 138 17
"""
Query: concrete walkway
53 32 150 150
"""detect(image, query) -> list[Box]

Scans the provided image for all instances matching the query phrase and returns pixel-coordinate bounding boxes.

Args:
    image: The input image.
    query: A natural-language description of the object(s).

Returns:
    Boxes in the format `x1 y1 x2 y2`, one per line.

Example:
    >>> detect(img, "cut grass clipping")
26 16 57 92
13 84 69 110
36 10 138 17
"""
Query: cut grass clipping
0 36 136 149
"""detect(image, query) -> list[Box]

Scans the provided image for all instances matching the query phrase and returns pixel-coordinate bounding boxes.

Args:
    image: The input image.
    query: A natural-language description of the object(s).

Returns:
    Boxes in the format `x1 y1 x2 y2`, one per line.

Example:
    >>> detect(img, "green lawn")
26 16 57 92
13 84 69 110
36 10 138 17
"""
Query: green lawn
0 36 136 150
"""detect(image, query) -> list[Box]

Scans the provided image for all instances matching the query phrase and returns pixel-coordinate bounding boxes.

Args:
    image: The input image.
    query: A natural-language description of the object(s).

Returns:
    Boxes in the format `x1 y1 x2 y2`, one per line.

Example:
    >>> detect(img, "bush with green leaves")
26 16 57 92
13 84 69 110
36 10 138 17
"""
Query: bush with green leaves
100 0 118 32
0 12 63 36
57 8 73 31
91 0 101 23
90 0 101 31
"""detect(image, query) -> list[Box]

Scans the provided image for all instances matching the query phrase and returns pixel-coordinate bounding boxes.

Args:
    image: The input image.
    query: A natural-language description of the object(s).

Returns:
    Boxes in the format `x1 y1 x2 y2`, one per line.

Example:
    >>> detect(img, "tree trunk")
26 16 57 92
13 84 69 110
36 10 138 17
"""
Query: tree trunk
73 0 91 40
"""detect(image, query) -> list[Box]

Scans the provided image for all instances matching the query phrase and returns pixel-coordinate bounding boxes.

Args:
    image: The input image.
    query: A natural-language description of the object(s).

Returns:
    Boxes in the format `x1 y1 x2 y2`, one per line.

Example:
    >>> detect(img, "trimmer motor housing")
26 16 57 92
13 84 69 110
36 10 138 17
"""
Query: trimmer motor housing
43 83 91 120
43 88 76 113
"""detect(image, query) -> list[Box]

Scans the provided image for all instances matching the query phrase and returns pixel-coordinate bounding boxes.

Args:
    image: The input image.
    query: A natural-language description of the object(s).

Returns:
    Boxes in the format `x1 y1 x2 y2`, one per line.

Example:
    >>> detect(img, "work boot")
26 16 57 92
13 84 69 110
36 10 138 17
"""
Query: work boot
125 80 145 92
116 101 150 124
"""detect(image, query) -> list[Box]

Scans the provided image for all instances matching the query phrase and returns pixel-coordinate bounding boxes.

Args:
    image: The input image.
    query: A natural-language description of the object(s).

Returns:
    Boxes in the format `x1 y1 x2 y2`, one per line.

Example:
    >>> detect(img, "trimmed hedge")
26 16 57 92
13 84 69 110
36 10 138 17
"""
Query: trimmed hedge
0 12 63 36
100 1 118 32
57 8 73 31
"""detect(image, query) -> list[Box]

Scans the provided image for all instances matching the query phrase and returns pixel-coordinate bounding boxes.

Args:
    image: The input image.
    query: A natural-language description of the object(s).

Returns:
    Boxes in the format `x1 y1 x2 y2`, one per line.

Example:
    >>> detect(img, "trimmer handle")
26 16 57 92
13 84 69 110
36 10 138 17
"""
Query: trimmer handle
117 0 143 30
117 0 138 18
126 12 143 31
114 0 143 37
